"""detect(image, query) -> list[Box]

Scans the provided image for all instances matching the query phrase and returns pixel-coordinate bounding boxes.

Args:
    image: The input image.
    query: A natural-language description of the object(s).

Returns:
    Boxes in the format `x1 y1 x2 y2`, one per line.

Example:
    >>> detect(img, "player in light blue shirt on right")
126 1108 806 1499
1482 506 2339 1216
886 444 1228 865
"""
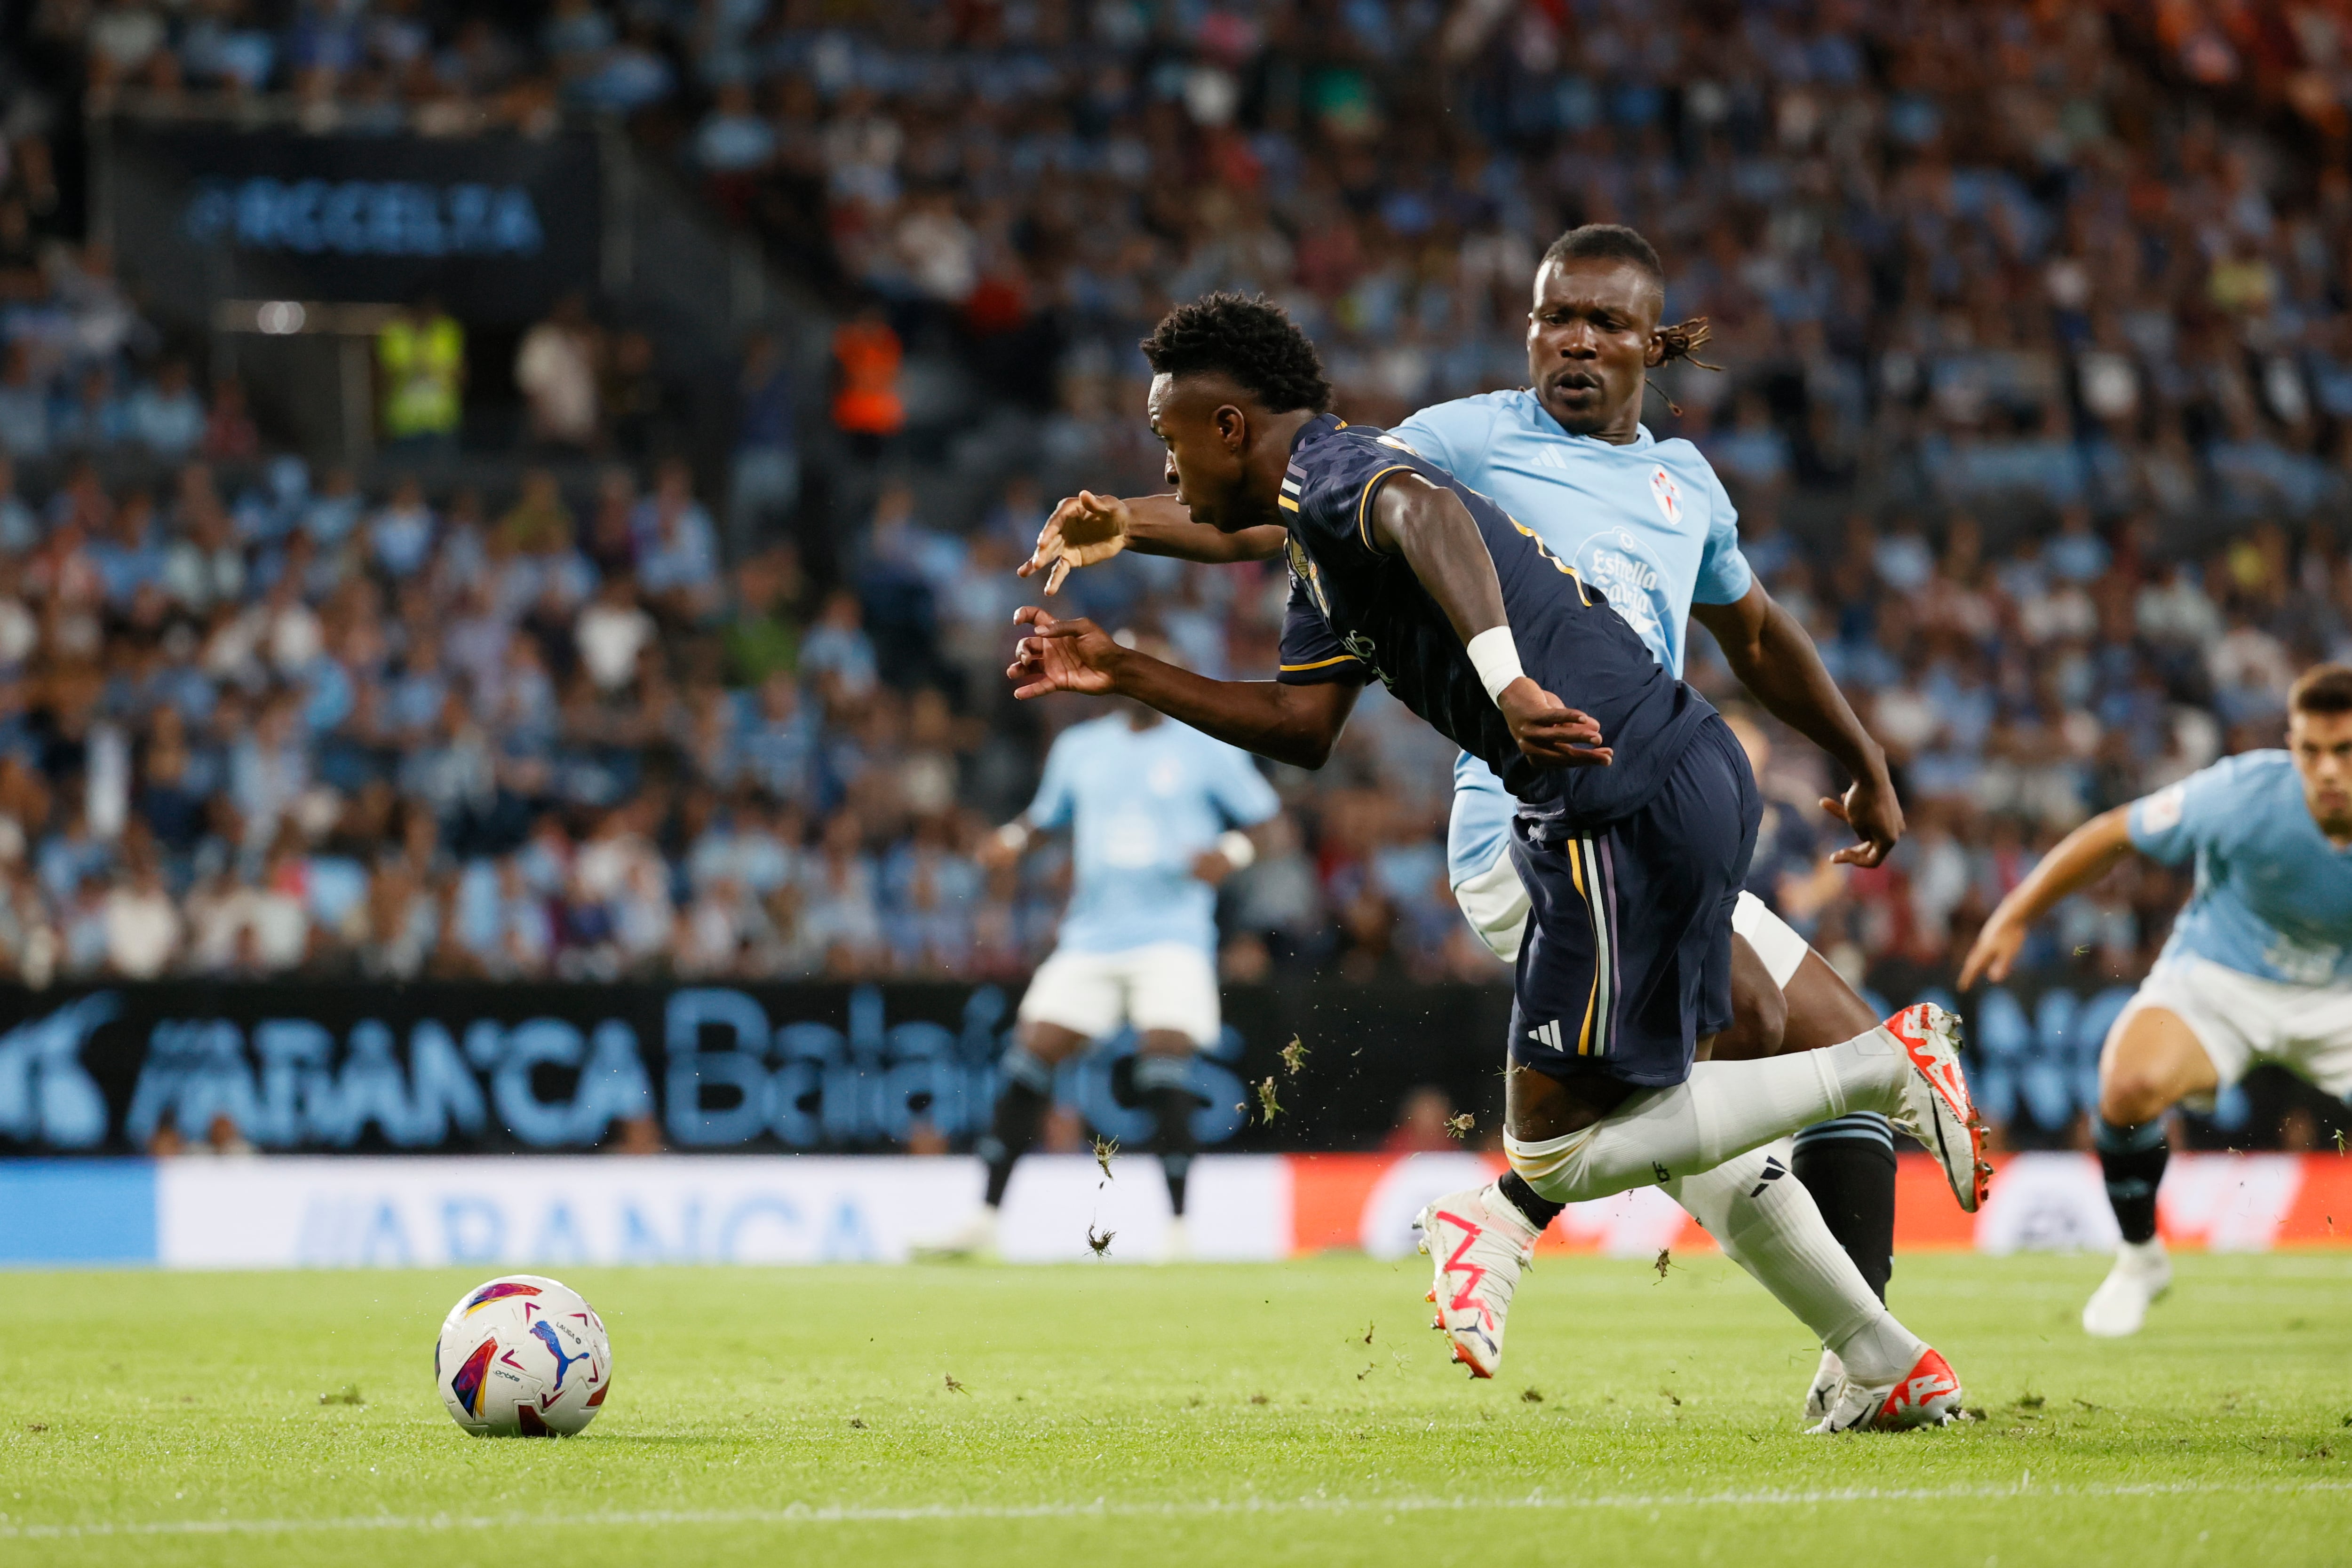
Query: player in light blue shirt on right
1964 664 2352 1338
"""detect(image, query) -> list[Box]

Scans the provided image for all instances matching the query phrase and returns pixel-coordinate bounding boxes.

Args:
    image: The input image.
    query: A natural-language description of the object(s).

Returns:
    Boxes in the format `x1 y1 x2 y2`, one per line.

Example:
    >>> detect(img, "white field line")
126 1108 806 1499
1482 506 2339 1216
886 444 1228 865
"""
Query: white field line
5 1478 2350 1539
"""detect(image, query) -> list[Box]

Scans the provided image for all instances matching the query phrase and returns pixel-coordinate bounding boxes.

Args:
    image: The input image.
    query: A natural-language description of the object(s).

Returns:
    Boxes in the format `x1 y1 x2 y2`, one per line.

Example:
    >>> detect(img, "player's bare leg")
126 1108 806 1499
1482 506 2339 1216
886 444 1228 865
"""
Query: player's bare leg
2083 1006 2216 1336
1701 937 1788 1063
1134 1028 1200 1260
915 1020 1090 1260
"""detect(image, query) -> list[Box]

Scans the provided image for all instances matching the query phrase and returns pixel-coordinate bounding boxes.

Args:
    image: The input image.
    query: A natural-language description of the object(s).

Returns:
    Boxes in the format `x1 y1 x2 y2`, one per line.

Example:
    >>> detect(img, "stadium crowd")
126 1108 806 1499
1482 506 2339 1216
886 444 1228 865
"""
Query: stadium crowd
0 0 2348 1016
0 415 2325 997
12 1 2352 516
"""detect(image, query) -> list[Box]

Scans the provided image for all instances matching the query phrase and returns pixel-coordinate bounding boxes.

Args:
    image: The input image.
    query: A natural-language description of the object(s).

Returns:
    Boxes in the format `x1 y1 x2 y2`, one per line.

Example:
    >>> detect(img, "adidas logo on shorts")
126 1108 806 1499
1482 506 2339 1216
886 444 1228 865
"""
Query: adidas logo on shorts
1526 1019 1565 1050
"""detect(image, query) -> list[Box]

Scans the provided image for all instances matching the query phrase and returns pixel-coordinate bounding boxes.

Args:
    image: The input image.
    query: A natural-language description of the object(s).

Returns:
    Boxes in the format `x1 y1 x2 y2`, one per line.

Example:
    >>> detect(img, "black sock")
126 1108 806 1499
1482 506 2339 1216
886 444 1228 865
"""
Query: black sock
2095 1117 2168 1244
978 1048 1054 1209
1496 1170 1567 1233
1136 1055 1198 1218
1159 1148 1192 1217
1792 1113 1897 1302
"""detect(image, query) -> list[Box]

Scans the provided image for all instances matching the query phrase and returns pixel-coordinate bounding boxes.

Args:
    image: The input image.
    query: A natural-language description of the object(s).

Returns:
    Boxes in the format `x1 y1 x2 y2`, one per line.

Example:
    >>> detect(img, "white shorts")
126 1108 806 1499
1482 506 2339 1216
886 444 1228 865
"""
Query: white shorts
2112 956 2352 1099
1453 846 1809 990
1016 942 1222 1046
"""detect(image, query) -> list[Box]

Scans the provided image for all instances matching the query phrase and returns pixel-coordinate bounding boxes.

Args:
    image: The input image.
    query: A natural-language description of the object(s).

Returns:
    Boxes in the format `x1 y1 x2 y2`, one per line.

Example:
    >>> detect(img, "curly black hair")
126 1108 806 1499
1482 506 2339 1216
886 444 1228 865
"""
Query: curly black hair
1139 293 1332 414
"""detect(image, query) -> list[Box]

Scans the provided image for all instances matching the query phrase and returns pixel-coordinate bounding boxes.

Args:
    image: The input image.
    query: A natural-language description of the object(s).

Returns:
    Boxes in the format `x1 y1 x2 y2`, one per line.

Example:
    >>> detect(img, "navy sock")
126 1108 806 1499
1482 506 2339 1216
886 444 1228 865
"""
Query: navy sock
1136 1054 1199 1218
2095 1117 2169 1244
1496 1169 1567 1232
1792 1112 1897 1302
979 1048 1054 1209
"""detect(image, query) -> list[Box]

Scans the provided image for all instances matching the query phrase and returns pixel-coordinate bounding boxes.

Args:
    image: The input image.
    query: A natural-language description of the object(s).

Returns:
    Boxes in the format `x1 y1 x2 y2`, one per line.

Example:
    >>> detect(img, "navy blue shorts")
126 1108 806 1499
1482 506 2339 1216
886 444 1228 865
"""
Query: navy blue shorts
1507 713 1761 1089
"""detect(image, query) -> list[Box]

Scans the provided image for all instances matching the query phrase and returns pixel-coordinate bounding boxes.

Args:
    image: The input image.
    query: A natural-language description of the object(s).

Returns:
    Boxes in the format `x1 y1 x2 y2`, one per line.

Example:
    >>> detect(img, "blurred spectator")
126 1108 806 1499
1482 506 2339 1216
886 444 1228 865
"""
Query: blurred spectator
0 345 48 459
730 330 799 555
631 456 719 620
575 572 654 692
202 375 260 463
694 80 774 174
800 586 878 700
376 297 465 456
103 861 183 980
516 292 602 451
601 329 669 459
723 547 801 687
126 359 206 459
829 304 903 463
368 475 438 580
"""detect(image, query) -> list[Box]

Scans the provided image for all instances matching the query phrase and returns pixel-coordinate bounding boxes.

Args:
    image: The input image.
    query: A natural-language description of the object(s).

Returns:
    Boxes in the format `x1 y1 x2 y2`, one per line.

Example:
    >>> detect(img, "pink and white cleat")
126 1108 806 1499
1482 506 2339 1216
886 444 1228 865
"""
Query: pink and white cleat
1882 1003 1992 1212
1414 1184 1537 1379
1807 1346 1967 1433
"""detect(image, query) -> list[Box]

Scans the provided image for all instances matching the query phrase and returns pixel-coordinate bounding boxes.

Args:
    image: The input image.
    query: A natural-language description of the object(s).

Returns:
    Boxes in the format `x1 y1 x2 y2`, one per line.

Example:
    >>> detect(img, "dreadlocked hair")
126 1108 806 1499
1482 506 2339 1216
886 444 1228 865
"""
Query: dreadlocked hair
1646 317 1721 417
1140 293 1333 413
1655 317 1719 371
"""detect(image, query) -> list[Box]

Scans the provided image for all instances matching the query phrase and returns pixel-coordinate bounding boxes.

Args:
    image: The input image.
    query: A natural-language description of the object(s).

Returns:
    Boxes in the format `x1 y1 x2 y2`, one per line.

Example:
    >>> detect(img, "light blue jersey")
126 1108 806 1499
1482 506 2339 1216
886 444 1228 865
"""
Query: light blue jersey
1028 713 1279 955
1394 389 1753 887
2129 750 2352 986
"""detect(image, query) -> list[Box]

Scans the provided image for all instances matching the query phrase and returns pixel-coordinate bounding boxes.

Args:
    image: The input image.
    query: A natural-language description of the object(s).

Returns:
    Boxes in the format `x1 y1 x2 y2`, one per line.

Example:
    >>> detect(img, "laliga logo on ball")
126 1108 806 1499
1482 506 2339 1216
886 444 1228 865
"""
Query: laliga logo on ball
435 1274 612 1437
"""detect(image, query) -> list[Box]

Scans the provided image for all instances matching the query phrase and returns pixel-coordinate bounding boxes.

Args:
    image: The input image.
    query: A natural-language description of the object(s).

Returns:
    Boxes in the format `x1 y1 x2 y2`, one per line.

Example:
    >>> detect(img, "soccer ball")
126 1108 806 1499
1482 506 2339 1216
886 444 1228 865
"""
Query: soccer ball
434 1274 612 1437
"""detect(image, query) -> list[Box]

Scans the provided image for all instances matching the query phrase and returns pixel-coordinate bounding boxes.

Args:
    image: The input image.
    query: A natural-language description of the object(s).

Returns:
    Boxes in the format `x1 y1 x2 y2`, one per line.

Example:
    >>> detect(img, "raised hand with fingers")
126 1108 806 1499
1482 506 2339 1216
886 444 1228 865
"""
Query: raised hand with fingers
1821 772 1904 868
1006 605 1123 699
1956 912 2028 990
1019 491 1132 594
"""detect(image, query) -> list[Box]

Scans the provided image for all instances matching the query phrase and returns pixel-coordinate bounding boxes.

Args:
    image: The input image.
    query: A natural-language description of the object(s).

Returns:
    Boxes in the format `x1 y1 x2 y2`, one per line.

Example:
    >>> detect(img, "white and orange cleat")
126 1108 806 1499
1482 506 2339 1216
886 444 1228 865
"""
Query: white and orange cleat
1414 1184 1537 1379
1807 1346 1966 1433
1881 1003 1992 1212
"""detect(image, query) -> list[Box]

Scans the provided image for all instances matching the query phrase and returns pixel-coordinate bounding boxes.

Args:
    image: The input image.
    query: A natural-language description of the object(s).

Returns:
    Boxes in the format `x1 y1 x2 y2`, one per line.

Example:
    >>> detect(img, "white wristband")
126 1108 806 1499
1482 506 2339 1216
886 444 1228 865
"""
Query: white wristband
995 823 1030 854
1464 626 1524 703
1215 830 1256 870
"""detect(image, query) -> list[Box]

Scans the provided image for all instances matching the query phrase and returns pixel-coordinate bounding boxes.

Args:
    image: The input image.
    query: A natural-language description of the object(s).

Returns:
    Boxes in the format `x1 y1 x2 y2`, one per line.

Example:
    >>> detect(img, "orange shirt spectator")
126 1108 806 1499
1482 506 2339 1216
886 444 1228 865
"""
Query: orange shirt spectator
831 309 904 438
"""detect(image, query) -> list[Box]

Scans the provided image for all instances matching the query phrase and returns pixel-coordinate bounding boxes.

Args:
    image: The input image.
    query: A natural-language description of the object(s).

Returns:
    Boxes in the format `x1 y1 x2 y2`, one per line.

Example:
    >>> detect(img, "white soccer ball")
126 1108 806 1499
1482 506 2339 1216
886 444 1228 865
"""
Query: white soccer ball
434 1274 612 1437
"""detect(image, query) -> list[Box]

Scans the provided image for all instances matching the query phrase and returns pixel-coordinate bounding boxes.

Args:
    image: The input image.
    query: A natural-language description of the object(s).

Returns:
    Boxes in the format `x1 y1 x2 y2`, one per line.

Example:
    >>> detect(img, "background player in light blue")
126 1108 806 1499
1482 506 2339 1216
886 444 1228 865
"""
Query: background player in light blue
924 631 1278 1261
1964 663 2352 1337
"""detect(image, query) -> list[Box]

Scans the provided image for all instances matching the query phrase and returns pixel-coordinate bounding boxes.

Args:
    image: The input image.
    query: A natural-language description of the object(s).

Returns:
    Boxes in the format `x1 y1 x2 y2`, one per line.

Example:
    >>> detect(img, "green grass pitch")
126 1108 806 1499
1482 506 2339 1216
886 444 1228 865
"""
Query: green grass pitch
1 1251 2347 1567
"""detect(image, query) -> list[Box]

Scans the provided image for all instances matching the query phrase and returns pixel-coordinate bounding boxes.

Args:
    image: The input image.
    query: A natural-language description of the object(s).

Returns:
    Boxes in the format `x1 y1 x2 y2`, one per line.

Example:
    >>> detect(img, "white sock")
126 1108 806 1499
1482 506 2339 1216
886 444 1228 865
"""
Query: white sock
1505 1024 1907 1206
1668 1147 1922 1386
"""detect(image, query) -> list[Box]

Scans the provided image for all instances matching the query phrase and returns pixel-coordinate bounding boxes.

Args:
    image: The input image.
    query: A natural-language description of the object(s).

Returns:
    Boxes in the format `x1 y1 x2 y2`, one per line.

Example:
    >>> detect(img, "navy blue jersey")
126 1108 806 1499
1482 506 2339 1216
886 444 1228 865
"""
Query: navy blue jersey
1274 413 1713 824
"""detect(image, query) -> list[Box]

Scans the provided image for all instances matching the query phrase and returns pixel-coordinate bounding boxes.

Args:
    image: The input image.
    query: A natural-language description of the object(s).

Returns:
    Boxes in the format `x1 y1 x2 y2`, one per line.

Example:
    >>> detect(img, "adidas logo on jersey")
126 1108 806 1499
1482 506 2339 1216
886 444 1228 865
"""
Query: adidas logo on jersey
1525 1019 1565 1051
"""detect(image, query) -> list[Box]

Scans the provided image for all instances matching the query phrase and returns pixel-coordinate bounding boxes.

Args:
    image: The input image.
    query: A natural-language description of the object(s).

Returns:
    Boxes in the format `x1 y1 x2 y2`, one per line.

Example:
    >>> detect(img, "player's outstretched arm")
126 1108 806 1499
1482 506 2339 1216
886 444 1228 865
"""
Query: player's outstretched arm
1367 475 1613 770
1020 492 1287 593
1957 806 2136 987
1692 582 1900 866
1007 605 1362 768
